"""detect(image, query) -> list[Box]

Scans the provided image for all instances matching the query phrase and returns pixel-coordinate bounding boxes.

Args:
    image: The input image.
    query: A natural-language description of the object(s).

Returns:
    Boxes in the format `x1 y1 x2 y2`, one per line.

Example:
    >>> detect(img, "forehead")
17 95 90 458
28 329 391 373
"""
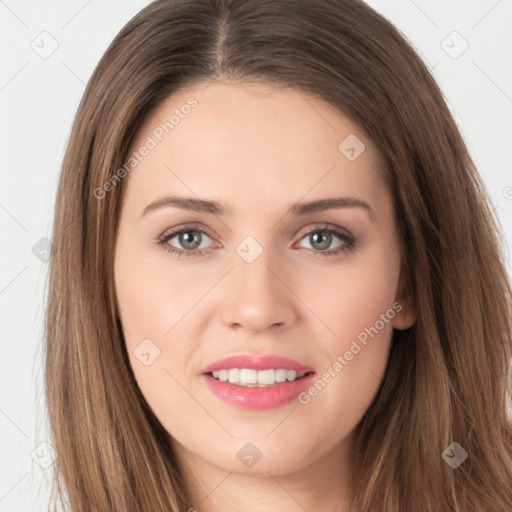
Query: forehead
124 81 387 218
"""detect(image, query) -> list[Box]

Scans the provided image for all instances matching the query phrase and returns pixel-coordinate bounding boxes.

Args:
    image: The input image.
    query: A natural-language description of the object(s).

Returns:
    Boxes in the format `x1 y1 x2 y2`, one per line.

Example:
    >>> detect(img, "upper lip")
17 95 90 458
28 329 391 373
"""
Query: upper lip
200 354 315 374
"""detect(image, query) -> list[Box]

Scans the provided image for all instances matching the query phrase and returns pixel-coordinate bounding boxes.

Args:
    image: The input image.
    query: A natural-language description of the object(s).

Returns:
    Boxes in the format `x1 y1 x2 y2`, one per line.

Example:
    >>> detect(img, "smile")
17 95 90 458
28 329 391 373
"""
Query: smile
210 368 309 386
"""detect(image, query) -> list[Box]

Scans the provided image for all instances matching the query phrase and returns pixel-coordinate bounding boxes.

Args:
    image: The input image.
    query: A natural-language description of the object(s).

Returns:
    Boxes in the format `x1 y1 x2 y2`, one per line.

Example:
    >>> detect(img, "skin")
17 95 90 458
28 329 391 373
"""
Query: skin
114 79 415 512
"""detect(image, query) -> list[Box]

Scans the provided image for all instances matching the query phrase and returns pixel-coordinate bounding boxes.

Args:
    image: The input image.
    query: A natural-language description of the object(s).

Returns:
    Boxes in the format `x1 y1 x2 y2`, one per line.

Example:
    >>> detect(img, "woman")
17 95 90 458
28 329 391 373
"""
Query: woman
44 0 512 510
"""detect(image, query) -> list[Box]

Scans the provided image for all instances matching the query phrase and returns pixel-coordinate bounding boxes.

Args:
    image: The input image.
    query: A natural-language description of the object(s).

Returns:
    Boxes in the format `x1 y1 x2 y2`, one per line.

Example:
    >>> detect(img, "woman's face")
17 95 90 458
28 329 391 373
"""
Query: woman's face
114 80 413 480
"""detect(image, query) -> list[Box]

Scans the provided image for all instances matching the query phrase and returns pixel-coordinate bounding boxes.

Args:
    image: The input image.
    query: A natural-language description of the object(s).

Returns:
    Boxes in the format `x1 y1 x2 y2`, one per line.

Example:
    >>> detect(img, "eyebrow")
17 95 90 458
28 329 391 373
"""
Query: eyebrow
142 194 376 222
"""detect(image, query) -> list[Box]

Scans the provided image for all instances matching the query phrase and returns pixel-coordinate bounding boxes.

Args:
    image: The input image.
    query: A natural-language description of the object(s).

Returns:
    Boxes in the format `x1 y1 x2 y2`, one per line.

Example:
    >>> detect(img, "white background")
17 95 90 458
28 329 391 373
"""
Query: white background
0 1 511 510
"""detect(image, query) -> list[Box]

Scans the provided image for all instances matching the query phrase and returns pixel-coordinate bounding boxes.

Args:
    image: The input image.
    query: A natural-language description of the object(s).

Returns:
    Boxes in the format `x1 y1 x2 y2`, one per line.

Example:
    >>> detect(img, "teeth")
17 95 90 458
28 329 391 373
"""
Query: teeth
257 369 275 385
228 368 240 384
275 369 287 383
210 368 307 386
287 370 298 381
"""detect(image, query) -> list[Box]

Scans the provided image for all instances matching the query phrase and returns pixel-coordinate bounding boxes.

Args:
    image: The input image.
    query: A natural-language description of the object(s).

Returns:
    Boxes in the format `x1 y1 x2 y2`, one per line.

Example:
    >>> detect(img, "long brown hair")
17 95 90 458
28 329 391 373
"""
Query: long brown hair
44 0 512 510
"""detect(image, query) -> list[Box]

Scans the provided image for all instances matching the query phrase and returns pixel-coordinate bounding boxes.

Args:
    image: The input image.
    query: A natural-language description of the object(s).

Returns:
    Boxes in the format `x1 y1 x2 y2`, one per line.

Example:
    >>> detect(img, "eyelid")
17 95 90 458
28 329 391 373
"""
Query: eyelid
294 223 354 242
158 223 213 240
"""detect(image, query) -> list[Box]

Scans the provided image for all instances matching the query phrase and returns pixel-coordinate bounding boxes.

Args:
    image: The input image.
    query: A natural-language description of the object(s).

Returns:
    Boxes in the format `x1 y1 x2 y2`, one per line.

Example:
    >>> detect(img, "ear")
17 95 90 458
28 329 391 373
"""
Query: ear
392 267 416 330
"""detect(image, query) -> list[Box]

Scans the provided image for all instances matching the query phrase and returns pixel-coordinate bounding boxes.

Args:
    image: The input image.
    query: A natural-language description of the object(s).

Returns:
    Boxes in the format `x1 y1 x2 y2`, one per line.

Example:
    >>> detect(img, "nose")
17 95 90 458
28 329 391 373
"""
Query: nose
219 248 298 334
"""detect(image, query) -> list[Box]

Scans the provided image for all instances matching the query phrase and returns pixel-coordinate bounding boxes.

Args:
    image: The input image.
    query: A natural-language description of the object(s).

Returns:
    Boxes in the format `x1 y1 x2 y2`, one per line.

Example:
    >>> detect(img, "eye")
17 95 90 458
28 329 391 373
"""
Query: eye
156 223 357 258
157 226 215 258
293 224 356 257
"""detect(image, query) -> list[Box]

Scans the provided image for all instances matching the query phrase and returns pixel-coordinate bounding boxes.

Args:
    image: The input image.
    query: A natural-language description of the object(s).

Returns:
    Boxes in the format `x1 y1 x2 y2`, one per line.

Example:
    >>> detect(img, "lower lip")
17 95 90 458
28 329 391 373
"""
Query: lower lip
202 372 317 409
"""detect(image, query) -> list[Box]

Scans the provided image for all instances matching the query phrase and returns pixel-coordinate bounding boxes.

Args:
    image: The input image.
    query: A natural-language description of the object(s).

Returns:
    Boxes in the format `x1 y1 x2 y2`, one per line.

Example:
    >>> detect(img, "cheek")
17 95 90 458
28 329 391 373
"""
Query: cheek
114 239 212 413
114 244 200 422
305 253 399 345
298 253 399 420
114 242 204 339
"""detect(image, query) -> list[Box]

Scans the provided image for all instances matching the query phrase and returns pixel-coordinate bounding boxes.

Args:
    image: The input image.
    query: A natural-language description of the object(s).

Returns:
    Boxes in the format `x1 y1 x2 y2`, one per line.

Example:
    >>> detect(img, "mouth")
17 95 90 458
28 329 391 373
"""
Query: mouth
200 354 316 409
207 368 314 387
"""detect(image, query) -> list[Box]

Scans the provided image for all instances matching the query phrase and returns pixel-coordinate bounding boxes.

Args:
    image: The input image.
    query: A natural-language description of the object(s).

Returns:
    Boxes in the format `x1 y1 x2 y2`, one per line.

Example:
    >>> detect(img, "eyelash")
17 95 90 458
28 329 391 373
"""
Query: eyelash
156 223 357 258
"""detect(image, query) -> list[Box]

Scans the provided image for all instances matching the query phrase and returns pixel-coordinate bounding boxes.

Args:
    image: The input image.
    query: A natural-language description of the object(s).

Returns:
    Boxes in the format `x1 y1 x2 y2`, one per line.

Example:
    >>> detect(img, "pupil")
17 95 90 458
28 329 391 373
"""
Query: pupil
180 231 201 250
311 231 331 250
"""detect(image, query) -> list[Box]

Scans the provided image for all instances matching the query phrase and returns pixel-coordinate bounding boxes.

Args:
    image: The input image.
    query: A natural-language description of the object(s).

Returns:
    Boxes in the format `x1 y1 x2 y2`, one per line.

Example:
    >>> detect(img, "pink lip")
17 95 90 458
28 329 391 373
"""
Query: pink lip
200 354 314 374
200 354 316 410
202 372 317 409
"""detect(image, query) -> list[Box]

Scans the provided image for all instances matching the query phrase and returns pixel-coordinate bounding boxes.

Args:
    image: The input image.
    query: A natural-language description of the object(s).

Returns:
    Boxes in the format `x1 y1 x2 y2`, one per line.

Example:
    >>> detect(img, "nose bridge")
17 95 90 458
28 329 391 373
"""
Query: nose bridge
219 235 297 332
235 241 280 297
